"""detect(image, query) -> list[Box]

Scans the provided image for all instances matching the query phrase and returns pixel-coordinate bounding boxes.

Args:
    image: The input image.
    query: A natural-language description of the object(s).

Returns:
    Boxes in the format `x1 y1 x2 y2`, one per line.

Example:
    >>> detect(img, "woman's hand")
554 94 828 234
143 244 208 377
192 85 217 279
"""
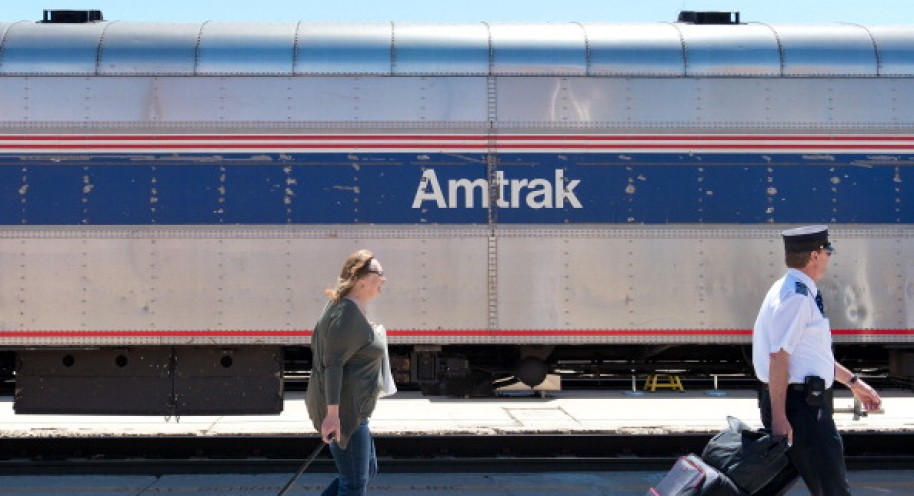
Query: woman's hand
321 405 341 443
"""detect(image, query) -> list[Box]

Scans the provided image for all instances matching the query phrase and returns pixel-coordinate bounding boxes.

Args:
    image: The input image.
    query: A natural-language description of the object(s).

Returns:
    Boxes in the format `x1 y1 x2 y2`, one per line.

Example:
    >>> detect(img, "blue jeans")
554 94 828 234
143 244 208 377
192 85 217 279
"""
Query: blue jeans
322 420 377 496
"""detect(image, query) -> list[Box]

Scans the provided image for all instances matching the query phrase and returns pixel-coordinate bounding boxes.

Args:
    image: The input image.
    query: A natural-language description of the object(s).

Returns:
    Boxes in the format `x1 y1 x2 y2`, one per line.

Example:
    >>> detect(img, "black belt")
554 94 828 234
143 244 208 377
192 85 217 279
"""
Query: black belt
762 383 805 391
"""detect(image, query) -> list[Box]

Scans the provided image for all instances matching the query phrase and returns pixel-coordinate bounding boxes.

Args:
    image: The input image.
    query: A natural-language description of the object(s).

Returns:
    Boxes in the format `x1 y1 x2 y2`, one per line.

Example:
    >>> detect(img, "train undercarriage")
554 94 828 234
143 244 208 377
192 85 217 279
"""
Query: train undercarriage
2 343 910 415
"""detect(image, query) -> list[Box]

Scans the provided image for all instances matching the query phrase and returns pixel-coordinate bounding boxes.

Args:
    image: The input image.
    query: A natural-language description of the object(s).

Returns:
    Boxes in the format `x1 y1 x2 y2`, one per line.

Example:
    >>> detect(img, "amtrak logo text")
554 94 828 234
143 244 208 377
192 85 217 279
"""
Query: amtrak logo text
412 169 582 209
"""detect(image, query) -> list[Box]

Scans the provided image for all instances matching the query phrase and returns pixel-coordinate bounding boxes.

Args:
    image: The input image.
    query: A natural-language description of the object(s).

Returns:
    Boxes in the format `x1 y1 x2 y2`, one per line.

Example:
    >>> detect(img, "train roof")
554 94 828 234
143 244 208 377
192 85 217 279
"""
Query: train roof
0 20 912 77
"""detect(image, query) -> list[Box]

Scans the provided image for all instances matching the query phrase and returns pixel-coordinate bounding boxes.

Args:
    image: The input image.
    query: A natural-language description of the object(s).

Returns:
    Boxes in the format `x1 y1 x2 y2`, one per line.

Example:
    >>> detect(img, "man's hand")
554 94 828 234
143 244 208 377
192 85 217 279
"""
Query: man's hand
850 379 882 412
771 414 793 446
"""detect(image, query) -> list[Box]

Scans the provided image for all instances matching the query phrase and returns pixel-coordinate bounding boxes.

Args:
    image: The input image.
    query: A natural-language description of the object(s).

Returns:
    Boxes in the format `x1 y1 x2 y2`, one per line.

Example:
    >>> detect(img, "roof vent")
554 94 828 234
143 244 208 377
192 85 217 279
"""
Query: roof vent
41 9 104 23
677 11 740 25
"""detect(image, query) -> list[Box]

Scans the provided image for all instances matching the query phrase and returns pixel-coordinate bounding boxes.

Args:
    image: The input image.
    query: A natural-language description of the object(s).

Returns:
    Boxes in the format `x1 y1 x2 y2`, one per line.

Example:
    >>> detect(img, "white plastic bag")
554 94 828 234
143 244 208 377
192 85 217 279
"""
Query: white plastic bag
375 325 397 397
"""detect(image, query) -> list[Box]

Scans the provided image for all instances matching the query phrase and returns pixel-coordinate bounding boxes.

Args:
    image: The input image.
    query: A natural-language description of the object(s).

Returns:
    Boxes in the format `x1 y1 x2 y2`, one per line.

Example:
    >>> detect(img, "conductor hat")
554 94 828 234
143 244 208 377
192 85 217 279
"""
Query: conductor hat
782 225 833 253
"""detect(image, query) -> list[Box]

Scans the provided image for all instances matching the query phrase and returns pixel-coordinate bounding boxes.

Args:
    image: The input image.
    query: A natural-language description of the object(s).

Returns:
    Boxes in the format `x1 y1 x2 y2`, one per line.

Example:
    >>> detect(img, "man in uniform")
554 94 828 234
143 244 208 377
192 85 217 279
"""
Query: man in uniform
753 225 882 496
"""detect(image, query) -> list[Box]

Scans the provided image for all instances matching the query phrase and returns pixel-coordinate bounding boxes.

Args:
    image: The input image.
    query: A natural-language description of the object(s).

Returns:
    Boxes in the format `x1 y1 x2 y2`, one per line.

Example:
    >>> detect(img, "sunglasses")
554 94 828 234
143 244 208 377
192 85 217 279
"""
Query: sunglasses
365 269 385 277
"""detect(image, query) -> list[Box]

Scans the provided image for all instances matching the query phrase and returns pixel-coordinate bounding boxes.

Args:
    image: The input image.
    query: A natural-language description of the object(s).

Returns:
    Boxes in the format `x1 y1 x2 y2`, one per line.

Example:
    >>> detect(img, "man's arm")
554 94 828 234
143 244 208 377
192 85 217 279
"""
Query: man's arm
835 361 882 411
769 349 793 443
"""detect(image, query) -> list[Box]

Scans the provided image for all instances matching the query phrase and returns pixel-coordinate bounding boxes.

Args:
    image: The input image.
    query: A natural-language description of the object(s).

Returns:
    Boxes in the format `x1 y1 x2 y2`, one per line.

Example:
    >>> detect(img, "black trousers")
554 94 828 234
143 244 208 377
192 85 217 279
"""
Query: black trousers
760 387 852 496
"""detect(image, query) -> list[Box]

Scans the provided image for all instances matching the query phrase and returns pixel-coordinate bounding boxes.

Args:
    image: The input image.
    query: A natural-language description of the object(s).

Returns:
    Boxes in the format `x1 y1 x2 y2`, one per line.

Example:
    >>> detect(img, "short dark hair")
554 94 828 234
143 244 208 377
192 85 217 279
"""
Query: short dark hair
785 250 812 269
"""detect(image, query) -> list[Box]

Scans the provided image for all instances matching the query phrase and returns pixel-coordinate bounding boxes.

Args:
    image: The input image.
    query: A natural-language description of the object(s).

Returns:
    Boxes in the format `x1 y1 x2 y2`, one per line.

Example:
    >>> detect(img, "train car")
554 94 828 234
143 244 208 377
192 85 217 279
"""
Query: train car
0 10 912 415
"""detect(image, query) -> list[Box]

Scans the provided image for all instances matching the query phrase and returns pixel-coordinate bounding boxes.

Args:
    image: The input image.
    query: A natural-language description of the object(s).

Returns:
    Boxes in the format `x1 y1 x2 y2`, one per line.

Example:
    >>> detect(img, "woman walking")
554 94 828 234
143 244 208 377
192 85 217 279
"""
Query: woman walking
306 249 388 495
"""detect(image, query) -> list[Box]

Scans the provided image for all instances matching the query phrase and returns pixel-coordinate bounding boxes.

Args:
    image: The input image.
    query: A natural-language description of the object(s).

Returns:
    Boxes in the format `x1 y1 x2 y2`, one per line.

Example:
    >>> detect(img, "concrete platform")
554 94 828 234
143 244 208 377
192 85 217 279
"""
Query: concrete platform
1 469 913 495
1 387 912 438
2 388 913 495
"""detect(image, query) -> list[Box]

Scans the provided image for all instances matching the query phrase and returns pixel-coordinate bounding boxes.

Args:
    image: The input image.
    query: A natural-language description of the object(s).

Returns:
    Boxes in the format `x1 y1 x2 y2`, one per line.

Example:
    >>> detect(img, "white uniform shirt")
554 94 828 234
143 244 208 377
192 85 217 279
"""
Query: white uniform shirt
752 268 836 387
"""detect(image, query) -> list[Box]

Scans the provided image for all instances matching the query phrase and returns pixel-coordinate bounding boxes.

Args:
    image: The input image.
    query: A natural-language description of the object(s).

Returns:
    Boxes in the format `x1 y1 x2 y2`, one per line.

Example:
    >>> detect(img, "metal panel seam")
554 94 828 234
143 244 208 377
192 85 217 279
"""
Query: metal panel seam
666 22 687 76
0 20 27 72
482 21 493 77
849 23 882 76
389 21 396 76
572 22 591 76
193 21 208 76
292 20 303 74
94 20 118 76
756 23 785 77
485 24 499 329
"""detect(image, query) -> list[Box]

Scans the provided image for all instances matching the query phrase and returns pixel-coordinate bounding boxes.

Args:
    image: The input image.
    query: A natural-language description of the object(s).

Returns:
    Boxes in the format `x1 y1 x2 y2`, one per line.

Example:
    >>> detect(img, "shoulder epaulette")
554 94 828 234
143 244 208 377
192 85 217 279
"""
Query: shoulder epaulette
795 281 809 296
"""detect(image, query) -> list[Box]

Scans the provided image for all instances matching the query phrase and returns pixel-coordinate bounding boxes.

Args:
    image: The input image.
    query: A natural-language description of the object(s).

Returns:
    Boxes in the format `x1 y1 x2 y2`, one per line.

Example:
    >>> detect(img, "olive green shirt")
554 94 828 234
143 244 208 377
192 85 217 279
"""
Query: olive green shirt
306 298 384 448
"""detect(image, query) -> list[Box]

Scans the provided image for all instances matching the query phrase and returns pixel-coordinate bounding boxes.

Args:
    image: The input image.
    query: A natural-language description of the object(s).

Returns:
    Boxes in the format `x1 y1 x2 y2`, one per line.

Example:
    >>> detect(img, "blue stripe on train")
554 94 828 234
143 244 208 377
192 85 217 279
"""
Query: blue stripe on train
0 153 908 225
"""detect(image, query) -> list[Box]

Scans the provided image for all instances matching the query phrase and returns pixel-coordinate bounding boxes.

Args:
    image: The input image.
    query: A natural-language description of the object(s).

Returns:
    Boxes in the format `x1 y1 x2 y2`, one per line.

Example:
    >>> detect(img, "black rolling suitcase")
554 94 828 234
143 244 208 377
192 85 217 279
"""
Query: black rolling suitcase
646 417 799 496
645 454 747 496
701 417 799 496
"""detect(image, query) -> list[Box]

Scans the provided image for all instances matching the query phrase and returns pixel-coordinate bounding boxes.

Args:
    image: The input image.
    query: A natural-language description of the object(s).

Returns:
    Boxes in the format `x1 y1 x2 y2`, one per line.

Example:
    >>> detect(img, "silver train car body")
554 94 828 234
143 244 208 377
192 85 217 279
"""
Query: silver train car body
0 13 912 413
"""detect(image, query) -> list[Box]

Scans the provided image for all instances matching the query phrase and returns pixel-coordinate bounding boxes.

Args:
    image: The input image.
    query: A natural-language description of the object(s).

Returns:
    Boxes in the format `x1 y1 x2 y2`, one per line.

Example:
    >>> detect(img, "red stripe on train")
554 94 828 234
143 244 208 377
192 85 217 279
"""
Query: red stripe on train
2 142 914 150
2 134 914 141
1 329 911 338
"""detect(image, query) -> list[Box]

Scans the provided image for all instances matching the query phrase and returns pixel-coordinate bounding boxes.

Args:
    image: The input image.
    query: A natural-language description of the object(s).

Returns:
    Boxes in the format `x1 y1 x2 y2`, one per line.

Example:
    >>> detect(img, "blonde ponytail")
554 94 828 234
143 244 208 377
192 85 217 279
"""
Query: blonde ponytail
325 249 374 302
